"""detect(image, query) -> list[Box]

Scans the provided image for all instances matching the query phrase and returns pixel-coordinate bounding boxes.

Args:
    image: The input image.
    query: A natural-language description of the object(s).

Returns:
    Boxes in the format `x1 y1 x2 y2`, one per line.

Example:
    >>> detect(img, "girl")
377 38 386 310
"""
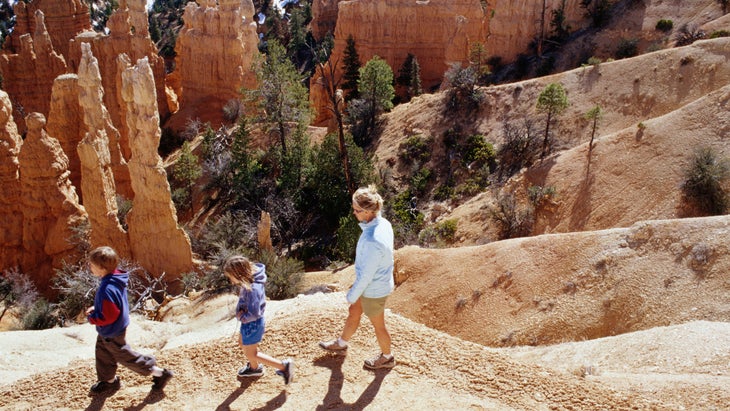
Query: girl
223 255 293 384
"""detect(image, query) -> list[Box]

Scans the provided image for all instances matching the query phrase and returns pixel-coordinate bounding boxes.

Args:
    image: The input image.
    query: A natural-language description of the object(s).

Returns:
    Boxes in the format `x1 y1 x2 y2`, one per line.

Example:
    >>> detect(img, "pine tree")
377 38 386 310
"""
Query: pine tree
396 53 422 102
536 82 569 159
341 35 361 102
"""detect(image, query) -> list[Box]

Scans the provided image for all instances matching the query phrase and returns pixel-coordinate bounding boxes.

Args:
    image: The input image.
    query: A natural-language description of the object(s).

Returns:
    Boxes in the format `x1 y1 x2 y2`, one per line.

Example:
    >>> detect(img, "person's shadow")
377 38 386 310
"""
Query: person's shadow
85 386 165 411
314 354 391 411
215 376 287 411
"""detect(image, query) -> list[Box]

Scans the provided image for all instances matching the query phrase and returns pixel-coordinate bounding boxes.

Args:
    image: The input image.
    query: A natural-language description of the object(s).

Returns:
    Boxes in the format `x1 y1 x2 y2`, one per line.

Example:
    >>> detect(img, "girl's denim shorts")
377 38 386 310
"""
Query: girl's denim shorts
240 317 265 345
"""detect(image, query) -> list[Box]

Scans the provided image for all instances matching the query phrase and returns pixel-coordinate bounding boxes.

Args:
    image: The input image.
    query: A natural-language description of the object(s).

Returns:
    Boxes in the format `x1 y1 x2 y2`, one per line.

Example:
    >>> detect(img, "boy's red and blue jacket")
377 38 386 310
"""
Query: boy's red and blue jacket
87 269 130 338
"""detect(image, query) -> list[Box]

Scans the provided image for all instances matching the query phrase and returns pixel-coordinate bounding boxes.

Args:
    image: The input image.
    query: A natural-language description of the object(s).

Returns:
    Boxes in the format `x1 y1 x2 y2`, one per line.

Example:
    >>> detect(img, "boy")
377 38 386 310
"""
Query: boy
86 246 173 393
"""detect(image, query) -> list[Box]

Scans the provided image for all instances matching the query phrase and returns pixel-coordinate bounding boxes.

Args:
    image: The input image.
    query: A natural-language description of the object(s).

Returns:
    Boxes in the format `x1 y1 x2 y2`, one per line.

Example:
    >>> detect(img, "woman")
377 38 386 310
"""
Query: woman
319 185 396 369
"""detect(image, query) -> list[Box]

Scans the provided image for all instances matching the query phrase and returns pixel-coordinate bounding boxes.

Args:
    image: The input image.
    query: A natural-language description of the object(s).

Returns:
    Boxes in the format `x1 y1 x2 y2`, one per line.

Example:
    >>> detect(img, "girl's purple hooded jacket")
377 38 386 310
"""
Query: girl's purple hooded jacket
236 263 267 323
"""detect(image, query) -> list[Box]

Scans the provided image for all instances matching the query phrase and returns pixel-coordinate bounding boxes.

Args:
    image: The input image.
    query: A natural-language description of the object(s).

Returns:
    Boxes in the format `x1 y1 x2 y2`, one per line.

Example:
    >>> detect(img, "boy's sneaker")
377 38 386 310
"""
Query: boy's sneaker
237 362 264 378
152 368 174 391
318 339 347 352
90 376 120 393
275 359 294 385
363 353 395 370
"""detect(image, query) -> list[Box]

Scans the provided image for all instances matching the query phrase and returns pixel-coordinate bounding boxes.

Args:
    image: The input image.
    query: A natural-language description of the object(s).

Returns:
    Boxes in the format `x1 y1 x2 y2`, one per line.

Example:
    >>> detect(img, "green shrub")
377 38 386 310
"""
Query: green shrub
258 250 304 300
1 269 40 325
410 168 432 195
21 298 57 330
334 215 360 263
399 134 432 163
655 19 673 32
462 134 496 170
674 24 706 47
709 30 730 39
389 190 425 245
527 185 557 207
584 56 602 66
116 195 132 230
53 262 98 322
615 38 638 59
433 183 455 201
682 147 729 215
419 218 458 247
489 192 534 239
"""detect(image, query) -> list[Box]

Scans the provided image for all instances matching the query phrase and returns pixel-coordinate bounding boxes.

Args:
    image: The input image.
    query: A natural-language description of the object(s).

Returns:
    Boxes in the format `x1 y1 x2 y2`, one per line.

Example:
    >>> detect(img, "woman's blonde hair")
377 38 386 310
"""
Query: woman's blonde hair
223 255 254 287
352 184 383 213
88 246 119 274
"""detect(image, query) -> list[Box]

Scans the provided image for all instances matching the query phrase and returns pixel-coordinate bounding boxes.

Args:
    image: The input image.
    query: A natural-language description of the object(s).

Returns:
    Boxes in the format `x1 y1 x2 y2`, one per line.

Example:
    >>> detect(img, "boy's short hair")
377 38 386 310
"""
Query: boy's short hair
89 246 120 274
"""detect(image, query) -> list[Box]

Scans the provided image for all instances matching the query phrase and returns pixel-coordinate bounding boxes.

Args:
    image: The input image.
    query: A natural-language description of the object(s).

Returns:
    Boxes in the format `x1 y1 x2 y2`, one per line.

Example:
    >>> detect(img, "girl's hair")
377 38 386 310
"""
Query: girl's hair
223 255 254 287
352 184 383 213
88 246 119 274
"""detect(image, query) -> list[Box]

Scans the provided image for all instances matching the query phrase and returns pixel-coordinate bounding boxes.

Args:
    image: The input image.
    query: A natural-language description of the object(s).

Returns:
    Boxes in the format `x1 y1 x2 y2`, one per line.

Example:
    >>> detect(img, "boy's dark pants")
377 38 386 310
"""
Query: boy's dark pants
95 329 157 381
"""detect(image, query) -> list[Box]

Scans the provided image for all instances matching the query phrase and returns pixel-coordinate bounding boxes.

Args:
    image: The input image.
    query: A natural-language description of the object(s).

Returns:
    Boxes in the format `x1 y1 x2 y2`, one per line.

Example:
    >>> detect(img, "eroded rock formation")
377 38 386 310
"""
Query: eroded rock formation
0 10 67 132
18 112 87 293
67 0 170 154
120 56 194 285
47 74 84 200
171 0 259 130
77 43 132 257
0 91 23 271
5 0 90 58
311 0 488 123
311 0 342 40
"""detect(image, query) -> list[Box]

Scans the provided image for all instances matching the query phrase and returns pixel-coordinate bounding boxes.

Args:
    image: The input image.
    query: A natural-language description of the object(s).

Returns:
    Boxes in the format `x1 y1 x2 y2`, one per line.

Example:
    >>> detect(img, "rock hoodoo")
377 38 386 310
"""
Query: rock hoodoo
46 74 84 201
18 112 87 294
5 0 90 59
67 0 170 147
120 56 194 285
170 0 259 130
76 43 132 258
0 10 67 132
0 91 23 273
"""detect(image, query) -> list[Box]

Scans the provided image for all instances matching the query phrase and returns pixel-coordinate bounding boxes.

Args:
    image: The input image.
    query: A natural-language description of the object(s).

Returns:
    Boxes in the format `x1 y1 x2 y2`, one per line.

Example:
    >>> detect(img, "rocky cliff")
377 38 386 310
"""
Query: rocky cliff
67 0 170 148
18 112 87 294
0 10 67 133
5 0 90 59
46 74 84 202
120 56 194 285
0 92 23 272
312 0 489 123
169 0 259 130
77 43 132 258
311 0 341 40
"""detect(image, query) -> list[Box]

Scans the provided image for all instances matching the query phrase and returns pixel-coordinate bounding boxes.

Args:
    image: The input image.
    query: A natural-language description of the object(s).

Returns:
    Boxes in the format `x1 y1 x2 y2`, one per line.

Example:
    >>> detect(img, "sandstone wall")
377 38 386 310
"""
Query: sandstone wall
171 0 259 130
47 74 84 201
18 113 87 294
0 91 23 271
5 0 90 58
487 0 586 62
312 0 488 123
77 43 132 258
0 11 67 132
311 0 342 40
67 0 170 155
121 56 194 284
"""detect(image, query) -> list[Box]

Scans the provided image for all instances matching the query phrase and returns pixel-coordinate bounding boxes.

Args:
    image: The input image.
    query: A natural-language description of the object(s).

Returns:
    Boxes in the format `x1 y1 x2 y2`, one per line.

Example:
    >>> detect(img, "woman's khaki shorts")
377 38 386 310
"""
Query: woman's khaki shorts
361 295 388 317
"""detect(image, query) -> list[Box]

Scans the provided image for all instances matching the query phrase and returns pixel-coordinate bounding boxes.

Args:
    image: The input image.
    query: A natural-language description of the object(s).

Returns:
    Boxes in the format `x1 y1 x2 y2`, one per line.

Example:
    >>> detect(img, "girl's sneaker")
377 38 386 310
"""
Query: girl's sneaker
237 363 264 378
275 359 294 385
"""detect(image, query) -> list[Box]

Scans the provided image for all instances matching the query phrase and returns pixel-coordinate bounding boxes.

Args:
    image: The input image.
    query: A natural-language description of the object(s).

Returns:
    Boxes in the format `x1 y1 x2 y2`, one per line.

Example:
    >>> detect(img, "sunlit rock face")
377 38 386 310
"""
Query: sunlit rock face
67 0 170 155
6 0 90 59
18 112 87 295
170 0 259 129
0 91 24 275
77 43 132 258
0 10 68 132
120 56 194 288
